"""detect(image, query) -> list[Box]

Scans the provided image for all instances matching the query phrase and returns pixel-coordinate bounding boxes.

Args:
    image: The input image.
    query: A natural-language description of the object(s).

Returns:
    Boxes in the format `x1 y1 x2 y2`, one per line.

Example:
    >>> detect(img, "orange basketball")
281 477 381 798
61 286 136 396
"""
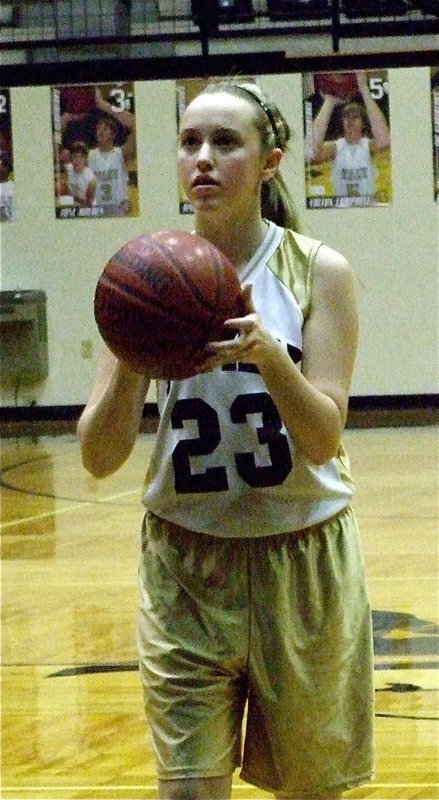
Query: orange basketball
315 72 359 100
94 230 244 379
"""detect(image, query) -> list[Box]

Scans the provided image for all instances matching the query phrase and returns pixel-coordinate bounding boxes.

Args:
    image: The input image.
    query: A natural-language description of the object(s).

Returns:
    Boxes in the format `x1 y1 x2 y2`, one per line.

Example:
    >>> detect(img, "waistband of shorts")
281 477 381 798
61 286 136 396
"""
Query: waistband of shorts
143 504 354 544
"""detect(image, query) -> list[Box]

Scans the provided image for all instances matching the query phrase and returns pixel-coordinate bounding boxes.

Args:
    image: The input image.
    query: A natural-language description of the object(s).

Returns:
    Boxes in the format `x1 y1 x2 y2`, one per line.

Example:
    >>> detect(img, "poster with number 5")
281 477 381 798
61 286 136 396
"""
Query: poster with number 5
51 81 139 219
0 88 14 222
303 70 392 208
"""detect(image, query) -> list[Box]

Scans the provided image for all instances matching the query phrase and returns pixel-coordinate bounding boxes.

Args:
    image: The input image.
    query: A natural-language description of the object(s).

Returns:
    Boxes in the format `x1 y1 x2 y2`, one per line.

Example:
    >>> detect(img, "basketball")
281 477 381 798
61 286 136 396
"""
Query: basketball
94 230 244 379
315 72 359 100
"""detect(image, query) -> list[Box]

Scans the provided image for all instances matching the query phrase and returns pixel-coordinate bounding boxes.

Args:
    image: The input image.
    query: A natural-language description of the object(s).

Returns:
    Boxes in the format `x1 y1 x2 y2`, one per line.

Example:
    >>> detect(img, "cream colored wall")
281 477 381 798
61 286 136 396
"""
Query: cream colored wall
261 68 438 396
1 67 437 407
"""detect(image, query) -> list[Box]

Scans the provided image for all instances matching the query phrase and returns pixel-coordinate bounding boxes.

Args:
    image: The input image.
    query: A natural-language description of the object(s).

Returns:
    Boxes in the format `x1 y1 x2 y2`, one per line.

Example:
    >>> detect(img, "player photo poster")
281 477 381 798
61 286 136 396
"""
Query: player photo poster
0 88 15 222
52 81 139 219
303 70 392 209
431 67 439 203
176 78 209 214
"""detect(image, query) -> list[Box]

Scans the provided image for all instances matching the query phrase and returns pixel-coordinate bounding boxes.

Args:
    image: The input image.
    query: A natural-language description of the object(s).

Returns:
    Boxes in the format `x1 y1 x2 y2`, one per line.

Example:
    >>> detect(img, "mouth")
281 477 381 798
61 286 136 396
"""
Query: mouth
192 176 218 188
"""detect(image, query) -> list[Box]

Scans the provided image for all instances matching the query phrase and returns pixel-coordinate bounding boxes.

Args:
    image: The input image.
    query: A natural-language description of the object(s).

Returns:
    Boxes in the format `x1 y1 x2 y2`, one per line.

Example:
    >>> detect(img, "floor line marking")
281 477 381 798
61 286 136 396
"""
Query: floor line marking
1 489 139 530
2 784 439 790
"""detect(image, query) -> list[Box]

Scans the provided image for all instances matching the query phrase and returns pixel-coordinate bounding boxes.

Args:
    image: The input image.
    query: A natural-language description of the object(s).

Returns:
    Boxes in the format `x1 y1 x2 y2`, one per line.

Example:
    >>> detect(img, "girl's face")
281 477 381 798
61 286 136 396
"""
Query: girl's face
71 151 87 173
177 92 268 219
96 120 114 148
342 113 365 144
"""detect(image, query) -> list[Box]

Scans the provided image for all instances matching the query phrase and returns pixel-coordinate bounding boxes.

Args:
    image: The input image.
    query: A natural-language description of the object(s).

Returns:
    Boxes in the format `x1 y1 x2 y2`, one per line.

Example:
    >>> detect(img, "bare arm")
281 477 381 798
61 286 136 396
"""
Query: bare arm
77 347 150 478
94 87 137 163
84 175 98 207
308 95 341 164
204 248 358 465
121 128 137 164
95 87 136 132
356 71 390 152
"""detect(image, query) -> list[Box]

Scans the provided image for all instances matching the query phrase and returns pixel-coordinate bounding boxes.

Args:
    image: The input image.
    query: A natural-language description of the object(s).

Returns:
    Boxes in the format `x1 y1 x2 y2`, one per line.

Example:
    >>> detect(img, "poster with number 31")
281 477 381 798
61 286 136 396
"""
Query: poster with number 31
0 88 15 222
51 81 139 219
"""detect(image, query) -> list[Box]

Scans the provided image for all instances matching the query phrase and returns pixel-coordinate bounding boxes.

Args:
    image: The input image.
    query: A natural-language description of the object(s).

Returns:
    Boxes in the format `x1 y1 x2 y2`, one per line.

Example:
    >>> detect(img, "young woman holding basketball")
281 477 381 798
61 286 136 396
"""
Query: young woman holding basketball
78 80 374 800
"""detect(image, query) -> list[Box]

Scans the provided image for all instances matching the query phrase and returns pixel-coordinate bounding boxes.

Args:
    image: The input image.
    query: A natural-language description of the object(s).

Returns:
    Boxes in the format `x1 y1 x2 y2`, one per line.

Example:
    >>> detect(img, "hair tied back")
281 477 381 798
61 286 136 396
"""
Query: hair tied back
235 85 281 149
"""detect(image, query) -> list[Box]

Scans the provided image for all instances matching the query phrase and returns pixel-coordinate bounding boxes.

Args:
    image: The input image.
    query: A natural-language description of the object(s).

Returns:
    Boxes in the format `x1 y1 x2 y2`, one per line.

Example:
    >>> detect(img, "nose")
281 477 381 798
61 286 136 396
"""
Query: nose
197 141 213 169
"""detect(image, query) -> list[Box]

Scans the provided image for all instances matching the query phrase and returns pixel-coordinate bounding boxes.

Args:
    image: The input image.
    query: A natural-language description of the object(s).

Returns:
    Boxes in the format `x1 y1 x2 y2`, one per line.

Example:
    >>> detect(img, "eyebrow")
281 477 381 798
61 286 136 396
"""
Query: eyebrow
180 124 239 135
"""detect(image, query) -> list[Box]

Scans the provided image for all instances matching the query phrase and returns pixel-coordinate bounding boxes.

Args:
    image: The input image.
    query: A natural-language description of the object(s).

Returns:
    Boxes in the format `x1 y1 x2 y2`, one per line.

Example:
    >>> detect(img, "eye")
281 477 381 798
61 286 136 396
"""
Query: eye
179 132 201 150
214 130 239 149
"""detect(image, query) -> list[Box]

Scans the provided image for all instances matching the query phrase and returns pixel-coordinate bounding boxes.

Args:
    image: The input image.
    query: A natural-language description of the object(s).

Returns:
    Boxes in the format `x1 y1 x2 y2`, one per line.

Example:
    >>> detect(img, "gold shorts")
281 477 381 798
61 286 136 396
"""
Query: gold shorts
137 506 374 797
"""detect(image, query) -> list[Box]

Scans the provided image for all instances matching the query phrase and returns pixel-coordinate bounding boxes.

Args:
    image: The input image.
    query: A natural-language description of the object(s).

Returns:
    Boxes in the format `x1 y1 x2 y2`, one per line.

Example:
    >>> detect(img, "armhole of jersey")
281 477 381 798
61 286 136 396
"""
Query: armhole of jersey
287 230 323 320
306 238 323 320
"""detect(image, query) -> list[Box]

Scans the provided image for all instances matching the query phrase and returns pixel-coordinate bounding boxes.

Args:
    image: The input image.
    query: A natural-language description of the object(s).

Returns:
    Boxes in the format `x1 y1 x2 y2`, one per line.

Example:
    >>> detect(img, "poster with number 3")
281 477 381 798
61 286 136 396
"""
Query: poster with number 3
51 81 139 219
303 69 392 208
0 88 15 222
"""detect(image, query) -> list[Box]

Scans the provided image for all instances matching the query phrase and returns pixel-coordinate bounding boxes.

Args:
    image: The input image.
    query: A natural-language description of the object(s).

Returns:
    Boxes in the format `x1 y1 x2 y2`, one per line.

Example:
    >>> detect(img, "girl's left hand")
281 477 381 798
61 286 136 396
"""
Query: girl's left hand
195 284 274 373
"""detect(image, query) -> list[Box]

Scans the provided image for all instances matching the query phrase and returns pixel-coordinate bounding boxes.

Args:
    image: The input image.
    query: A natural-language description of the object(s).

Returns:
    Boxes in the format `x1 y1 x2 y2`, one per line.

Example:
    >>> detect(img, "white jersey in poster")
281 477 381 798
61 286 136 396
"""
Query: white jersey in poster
88 146 128 215
142 222 355 538
66 163 96 205
0 181 14 220
332 137 376 198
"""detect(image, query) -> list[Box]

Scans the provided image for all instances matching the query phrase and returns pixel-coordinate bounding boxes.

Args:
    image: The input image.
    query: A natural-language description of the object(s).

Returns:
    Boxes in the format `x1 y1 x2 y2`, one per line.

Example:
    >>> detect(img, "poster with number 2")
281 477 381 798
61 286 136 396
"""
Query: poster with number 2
0 88 14 222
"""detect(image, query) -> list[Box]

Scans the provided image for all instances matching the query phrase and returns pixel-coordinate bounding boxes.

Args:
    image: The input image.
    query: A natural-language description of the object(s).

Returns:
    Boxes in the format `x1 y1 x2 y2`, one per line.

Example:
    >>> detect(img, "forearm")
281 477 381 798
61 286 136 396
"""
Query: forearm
311 97 337 157
96 94 135 131
77 356 150 478
258 342 345 465
358 84 390 149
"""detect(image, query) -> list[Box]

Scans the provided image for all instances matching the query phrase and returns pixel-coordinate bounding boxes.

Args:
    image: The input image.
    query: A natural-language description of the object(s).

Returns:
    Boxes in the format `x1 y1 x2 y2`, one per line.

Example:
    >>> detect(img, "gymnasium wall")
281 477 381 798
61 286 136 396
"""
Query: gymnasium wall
1 66 438 408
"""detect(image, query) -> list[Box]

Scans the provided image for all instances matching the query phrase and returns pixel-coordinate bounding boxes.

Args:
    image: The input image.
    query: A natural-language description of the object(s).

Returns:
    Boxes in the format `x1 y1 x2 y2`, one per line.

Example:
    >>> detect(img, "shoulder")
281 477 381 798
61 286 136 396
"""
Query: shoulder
269 227 323 318
312 244 356 305
282 228 322 262
315 243 350 273
277 228 324 285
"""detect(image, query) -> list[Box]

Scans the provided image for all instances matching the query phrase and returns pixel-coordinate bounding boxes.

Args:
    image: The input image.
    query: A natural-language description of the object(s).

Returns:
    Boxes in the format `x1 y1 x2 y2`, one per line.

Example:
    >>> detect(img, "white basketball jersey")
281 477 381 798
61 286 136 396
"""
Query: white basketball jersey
142 222 355 537
66 163 95 203
332 137 376 198
88 146 128 214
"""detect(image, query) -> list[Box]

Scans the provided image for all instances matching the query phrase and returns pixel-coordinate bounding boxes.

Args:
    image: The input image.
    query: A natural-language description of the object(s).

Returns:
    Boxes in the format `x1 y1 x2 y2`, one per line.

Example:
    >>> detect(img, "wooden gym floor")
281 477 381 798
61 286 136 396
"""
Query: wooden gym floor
1 425 438 800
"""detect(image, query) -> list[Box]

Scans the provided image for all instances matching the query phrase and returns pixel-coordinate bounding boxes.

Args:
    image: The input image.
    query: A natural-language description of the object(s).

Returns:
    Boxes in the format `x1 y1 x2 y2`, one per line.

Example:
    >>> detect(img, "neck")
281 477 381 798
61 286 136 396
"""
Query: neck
195 215 268 271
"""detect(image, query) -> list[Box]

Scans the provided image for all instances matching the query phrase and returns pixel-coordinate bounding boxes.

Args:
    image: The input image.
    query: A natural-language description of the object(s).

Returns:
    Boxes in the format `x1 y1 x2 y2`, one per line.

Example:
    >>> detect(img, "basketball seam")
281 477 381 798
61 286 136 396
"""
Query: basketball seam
97 271 191 326
150 238 225 314
95 275 210 368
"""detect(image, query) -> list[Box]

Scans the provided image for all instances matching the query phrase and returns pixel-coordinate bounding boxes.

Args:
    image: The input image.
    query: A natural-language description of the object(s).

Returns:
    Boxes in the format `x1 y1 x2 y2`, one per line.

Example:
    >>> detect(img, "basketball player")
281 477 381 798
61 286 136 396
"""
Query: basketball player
0 154 14 221
78 80 374 799
65 141 98 208
88 113 135 217
309 70 390 200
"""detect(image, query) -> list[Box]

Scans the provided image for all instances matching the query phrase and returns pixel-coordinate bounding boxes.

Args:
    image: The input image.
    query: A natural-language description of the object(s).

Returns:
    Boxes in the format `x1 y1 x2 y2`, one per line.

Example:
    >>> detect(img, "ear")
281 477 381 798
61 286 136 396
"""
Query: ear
261 147 283 183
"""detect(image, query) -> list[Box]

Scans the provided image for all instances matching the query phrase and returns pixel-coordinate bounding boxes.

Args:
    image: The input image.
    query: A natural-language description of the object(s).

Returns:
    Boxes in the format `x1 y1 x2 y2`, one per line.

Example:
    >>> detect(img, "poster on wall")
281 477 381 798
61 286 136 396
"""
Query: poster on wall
303 70 392 209
51 81 139 219
431 67 439 203
0 88 15 222
176 78 210 214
